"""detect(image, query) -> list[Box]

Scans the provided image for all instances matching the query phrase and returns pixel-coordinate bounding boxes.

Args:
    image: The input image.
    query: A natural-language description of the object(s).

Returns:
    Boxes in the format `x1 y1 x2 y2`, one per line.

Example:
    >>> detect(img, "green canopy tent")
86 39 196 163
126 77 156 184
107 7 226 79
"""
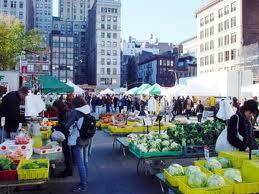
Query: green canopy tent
134 84 151 95
142 83 162 95
39 75 74 94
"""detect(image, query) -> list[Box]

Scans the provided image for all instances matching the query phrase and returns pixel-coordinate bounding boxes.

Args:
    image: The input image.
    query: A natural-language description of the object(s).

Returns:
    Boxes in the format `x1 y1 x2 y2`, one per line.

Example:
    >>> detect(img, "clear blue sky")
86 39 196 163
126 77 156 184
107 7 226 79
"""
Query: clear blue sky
53 0 208 43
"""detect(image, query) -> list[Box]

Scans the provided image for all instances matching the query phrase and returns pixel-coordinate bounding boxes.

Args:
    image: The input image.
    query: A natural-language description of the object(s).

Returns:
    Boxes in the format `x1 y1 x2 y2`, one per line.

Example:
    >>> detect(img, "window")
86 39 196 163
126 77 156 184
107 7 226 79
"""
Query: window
113 33 117 39
225 35 230 45
231 1 236 12
231 33 236 43
107 68 111 75
101 24 105 29
107 33 111 38
19 2 23 8
205 16 209 24
210 26 214 35
218 8 223 18
205 56 209 65
205 42 209 51
200 44 204 52
11 1 17 8
107 16 111 21
100 68 105 74
107 41 111 47
101 49 105 55
113 42 117 47
231 49 237 60
107 59 111 65
210 54 214 64
200 31 204 39
113 50 117 56
107 24 111 29
225 51 230 61
218 37 223 47
101 58 105 65
218 22 223 32
107 50 111 56
113 68 117 75
210 13 214 22
101 15 105 21
224 20 229 30
200 57 204 66
101 32 105 38
200 18 204 27
205 28 209 38
218 52 223 63
113 25 117 30
210 40 214 50
231 17 236 27
19 12 23 19
112 59 117 65
4 0 7 7
224 5 229 15
113 16 117 22
101 41 105 46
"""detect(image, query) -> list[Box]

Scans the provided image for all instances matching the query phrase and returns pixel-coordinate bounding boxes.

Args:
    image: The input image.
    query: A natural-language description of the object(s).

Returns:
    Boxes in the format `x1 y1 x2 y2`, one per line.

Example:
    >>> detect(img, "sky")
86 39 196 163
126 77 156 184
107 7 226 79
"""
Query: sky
52 0 208 43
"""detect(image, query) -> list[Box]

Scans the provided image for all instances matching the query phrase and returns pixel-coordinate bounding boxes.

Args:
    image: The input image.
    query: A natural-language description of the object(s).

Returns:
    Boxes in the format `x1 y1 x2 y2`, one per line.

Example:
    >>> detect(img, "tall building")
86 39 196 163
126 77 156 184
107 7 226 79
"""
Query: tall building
196 0 259 74
179 36 198 57
60 0 88 21
33 0 52 44
88 0 121 88
0 0 34 30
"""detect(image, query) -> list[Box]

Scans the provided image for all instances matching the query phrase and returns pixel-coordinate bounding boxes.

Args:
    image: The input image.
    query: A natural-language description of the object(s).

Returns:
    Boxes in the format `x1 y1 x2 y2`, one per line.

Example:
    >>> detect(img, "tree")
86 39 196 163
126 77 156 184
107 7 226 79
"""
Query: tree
0 14 44 70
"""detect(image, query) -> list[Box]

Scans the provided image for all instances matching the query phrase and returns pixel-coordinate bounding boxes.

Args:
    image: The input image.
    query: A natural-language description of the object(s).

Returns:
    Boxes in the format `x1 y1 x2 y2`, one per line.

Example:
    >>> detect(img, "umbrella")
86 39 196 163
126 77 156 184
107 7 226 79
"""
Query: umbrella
134 84 151 95
100 88 115 95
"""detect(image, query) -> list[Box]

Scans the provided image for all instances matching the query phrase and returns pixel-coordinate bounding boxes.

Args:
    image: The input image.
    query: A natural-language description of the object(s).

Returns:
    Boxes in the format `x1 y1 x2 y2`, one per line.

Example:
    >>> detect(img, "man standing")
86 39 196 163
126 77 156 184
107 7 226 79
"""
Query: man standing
196 100 204 122
0 87 29 139
185 96 193 120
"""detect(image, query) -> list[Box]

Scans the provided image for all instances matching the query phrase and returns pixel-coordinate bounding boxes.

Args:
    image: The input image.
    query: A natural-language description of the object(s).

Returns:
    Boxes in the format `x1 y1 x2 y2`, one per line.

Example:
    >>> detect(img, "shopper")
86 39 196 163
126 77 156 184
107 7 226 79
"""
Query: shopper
232 97 240 113
0 87 29 139
227 100 259 151
113 95 119 112
196 100 204 122
185 96 193 120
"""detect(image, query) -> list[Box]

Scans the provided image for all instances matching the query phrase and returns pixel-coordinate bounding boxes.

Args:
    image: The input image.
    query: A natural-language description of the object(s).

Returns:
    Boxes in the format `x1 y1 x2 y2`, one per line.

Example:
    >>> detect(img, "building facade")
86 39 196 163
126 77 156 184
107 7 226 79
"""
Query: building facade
179 36 198 57
0 0 34 30
88 0 121 88
196 0 259 74
33 0 52 44
60 0 88 21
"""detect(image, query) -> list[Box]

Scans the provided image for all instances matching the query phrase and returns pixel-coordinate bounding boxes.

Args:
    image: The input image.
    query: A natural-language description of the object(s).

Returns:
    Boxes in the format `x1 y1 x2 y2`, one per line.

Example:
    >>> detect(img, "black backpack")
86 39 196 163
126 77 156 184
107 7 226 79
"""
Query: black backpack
78 114 96 140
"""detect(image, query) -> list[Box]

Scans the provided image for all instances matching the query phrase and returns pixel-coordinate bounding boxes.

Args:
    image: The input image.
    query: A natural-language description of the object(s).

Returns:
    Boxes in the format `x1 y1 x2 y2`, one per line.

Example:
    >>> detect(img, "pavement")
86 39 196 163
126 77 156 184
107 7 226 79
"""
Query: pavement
13 129 196 194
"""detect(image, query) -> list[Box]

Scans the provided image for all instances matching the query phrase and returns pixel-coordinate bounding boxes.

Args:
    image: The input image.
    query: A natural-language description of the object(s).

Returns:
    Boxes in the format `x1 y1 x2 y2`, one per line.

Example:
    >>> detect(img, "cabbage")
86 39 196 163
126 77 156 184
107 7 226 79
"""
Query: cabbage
137 143 148 153
207 175 225 187
149 148 158 153
168 164 184 176
162 147 170 152
161 140 170 147
217 158 231 168
224 168 242 183
185 165 201 177
205 158 222 171
170 142 180 150
188 172 207 188
161 134 169 140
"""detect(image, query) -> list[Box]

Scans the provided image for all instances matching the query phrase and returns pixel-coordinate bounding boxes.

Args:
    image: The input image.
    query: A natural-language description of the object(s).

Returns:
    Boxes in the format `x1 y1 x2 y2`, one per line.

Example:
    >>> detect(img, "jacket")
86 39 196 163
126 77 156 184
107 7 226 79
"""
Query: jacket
0 91 25 132
227 112 258 151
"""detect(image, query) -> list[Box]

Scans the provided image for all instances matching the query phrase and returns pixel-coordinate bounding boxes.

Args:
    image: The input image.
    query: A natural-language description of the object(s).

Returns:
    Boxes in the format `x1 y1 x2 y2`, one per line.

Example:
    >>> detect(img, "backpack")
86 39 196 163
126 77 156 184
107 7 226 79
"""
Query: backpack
78 114 96 140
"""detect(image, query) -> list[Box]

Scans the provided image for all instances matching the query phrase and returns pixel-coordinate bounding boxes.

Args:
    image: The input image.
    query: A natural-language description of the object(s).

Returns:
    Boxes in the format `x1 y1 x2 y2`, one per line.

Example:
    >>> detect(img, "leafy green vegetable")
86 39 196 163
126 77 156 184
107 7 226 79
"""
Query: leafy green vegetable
188 172 207 188
217 158 231 168
205 158 222 171
185 165 201 177
207 175 225 187
224 168 242 183
168 164 184 176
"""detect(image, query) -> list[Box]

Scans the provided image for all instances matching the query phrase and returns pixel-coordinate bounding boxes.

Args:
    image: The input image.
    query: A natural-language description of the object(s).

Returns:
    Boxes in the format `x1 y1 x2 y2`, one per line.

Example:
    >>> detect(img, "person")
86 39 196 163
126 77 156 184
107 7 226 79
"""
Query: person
196 100 204 122
52 100 73 177
175 97 182 115
232 97 240 113
0 87 29 140
227 100 259 151
90 95 97 113
253 96 258 127
113 95 118 112
185 96 193 120
65 97 92 192
95 95 103 115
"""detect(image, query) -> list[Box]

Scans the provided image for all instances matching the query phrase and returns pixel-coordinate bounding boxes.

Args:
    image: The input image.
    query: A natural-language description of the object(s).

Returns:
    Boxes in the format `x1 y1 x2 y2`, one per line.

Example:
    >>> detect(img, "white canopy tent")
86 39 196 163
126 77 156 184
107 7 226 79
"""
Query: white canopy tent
66 80 85 95
241 83 259 97
113 88 127 94
124 87 138 95
100 88 115 95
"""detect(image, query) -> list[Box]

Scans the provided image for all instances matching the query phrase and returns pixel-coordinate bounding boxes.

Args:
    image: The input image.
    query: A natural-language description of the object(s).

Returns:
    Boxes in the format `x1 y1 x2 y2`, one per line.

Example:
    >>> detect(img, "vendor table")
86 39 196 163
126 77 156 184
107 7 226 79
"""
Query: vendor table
115 137 129 157
155 173 181 194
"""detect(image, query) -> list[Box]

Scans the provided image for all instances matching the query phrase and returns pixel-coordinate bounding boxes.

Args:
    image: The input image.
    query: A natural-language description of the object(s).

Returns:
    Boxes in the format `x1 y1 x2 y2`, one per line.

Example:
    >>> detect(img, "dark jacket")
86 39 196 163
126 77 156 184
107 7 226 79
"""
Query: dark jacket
196 104 205 114
227 112 258 151
0 91 25 132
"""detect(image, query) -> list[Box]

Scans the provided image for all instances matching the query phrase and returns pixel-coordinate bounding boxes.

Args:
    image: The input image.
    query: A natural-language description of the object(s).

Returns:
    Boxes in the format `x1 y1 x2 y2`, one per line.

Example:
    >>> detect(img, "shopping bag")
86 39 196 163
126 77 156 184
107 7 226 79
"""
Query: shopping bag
51 130 65 142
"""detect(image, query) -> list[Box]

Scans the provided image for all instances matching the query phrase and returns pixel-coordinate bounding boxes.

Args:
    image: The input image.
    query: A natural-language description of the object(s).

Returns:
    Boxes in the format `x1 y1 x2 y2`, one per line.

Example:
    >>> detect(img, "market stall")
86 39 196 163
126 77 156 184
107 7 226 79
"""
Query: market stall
100 88 115 95
66 80 85 96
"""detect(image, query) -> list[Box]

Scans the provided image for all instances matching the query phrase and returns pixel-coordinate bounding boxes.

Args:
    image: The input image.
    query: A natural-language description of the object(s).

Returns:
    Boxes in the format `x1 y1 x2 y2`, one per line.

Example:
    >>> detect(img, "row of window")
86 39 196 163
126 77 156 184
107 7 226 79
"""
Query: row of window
200 49 237 66
100 68 117 75
200 66 235 74
101 58 118 66
101 41 118 48
101 23 118 30
159 60 174 66
101 32 118 39
200 1 236 27
200 33 236 53
101 15 118 22
101 7 118 14
27 64 49 72
36 3 51 9
200 17 236 39
3 1 23 9
101 49 118 56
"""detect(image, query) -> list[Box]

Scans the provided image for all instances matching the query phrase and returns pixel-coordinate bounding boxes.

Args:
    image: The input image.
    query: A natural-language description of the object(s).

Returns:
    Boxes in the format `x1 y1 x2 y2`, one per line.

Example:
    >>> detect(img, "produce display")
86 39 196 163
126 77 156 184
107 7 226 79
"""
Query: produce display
205 158 223 171
22 161 48 169
188 171 208 188
167 120 225 146
6 150 25 160
207 174 226 187
0 158 17 171
15 133 30 145
224 168 242 183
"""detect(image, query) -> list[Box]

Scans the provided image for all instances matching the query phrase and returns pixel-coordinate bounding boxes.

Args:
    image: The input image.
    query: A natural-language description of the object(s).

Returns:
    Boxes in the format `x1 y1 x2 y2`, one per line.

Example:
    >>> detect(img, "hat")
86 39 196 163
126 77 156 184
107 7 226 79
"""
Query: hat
244 100 259 114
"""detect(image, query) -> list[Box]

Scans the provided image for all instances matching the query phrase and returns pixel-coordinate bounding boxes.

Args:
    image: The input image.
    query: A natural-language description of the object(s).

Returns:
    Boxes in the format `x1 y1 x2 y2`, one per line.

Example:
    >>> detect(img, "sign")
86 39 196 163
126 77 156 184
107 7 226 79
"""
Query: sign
143 118 152 126
204 146 210 160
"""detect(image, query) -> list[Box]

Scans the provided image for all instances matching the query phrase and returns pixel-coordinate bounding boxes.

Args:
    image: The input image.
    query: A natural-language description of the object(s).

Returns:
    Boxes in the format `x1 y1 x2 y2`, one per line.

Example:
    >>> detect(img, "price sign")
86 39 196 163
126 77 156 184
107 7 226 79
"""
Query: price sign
143 118 152 126
204 146 210 160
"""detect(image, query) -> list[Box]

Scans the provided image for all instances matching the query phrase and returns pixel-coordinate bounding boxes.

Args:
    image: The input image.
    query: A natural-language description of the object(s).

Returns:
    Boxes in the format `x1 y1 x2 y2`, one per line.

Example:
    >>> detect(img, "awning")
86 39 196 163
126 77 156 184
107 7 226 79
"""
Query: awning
124 87 138 95
66 80 85 95
142 83 162 95
134 84 152 95
100 88 115 95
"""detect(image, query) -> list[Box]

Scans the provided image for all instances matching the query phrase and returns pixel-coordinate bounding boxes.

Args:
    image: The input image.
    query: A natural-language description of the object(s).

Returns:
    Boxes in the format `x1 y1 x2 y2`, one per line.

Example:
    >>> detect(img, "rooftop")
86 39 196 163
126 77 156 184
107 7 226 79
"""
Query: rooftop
195 0 222 17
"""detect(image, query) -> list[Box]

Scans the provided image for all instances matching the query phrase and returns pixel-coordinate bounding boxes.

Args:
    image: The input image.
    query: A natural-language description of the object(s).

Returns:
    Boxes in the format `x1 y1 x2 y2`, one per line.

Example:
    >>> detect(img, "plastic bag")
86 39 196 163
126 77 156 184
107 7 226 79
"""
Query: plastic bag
51 130 65 142
15 132 30 145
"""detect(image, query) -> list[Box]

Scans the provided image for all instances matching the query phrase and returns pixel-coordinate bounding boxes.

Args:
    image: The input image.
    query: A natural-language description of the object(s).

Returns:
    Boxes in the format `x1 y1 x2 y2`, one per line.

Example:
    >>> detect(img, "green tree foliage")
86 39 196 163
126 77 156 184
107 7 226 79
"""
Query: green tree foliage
0 14 44 70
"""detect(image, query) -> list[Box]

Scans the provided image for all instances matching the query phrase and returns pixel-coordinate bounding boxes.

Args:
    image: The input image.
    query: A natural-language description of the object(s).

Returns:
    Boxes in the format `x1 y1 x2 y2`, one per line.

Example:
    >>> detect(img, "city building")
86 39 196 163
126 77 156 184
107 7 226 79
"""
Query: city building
196 0 259 74
137 52 177 87
33 0 52 44
179 36 198 57
177 55 197 79
88 0 121 88
0 0 34 30
60 0 88 21
51 17 88 84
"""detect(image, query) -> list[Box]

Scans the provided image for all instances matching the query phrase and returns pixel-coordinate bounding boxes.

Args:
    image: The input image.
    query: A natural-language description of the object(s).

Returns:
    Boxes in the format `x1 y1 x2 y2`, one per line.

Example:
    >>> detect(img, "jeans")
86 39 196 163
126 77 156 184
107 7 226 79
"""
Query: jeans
197 114 202 122
186 110 191 119
72 144 89 187
96 106 103 115
62 139 73 172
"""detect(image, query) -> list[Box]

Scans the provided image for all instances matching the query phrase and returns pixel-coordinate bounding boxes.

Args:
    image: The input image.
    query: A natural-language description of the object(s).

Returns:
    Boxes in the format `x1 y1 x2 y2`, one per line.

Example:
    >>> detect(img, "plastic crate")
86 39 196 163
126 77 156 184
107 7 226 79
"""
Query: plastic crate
178 173 233 194
40 129 52 140
242 160 259 183
129 143 183 159
0 160 19 181
194 160 227 174
17 159 49 180
163 168 187 187
184 145 216 157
